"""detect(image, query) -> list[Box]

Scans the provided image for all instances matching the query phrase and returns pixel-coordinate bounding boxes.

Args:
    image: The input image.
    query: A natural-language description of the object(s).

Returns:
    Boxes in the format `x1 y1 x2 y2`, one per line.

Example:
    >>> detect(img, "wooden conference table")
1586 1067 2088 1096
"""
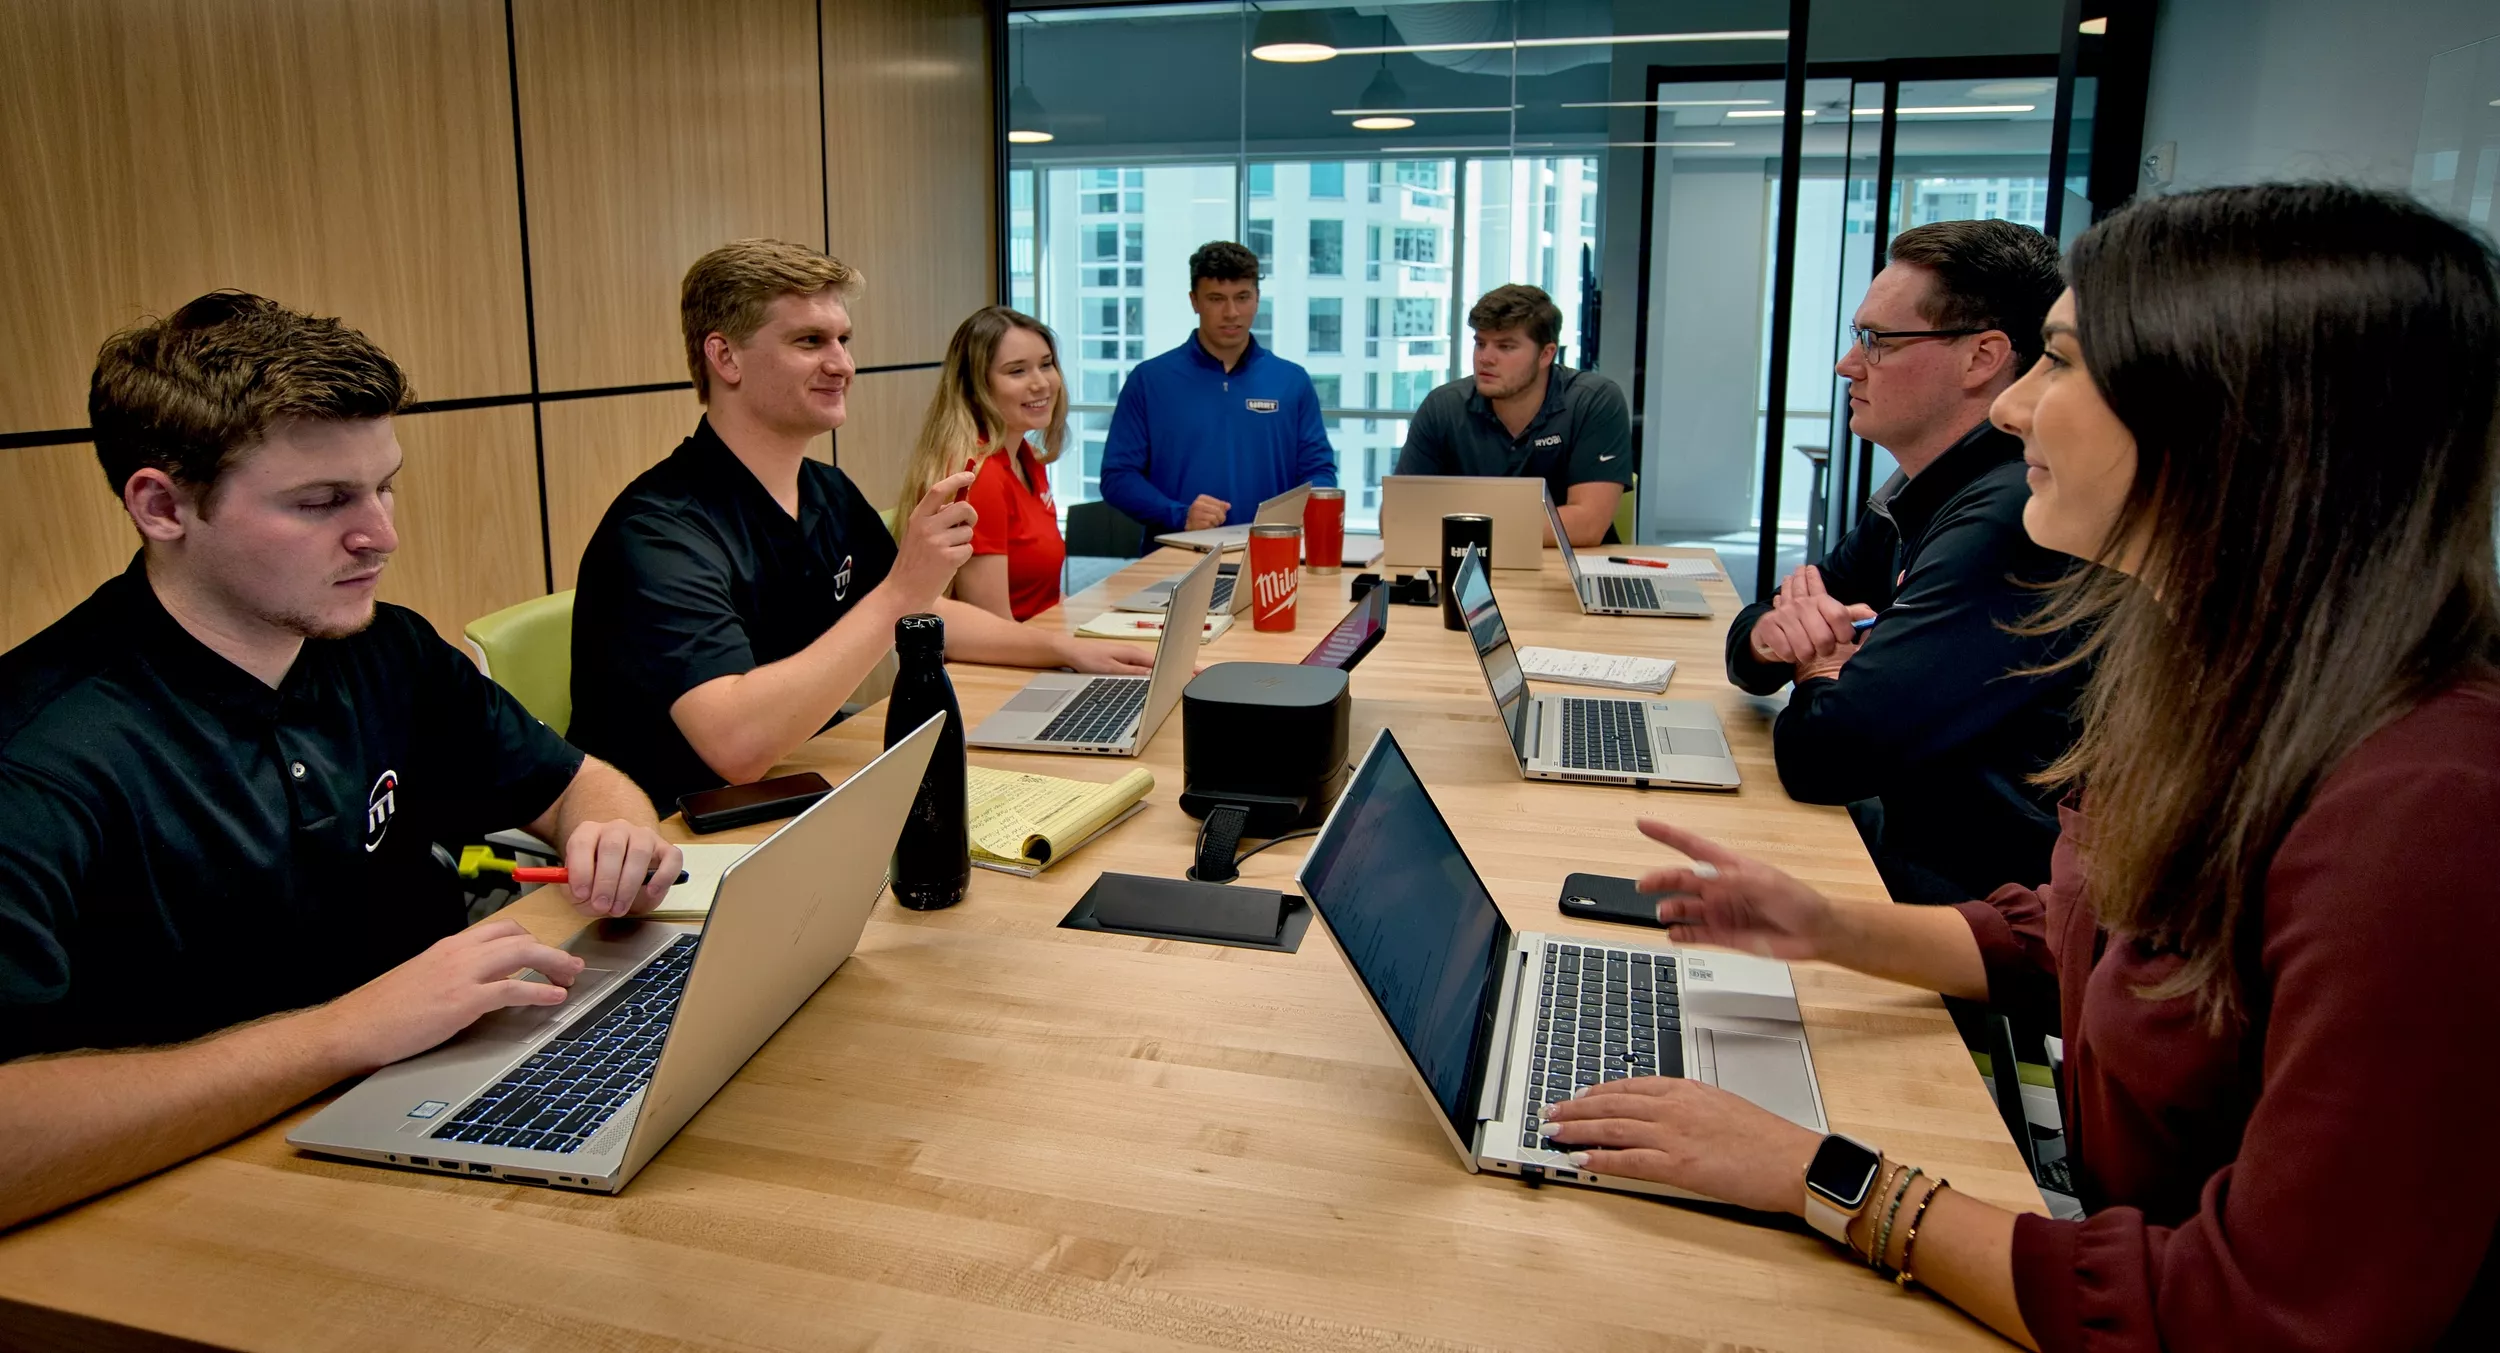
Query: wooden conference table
0 545 2039 1351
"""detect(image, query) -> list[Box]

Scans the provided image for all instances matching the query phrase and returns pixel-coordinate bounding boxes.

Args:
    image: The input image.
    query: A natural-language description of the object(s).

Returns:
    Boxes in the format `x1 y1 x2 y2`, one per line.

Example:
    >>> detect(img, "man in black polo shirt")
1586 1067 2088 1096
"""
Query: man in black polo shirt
1725 220 2088 903
568 239 1148 807
0 293 681 1228
1393 283 1633 547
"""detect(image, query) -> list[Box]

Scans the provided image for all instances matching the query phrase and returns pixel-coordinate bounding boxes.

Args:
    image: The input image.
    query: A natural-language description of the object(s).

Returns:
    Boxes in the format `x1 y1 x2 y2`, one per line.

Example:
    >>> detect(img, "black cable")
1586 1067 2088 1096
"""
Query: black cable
1228 828 1320 868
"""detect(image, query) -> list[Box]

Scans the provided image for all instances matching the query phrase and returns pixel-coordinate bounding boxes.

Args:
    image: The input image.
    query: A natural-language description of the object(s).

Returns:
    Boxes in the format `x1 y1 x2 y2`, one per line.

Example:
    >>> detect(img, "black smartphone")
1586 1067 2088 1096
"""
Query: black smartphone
677 771 834 834
1556 872 1685 929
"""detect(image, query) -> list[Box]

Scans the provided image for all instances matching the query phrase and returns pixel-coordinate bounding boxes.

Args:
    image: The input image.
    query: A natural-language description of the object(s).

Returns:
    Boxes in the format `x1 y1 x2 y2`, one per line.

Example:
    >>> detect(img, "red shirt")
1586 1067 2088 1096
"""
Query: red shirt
964 442 1064 622
1954 677 2500 1352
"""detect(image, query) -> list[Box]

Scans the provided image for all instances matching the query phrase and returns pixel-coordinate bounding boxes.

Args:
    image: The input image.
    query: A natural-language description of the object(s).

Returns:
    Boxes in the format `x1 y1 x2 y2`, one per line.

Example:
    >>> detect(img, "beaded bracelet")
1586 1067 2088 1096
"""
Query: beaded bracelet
1870 1165 1924 1275
1853 1162 1900 1267
1896 1179 1951 1289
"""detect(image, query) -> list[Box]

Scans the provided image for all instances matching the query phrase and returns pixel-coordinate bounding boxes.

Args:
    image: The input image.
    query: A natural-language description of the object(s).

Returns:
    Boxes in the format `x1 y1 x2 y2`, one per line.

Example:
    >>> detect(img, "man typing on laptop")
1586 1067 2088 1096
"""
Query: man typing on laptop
0 294 681 1229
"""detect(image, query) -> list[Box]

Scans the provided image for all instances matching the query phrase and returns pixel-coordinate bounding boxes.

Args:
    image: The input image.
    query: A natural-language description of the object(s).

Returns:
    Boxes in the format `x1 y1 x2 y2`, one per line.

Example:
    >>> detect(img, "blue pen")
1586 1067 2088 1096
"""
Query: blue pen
1850 615 1879 632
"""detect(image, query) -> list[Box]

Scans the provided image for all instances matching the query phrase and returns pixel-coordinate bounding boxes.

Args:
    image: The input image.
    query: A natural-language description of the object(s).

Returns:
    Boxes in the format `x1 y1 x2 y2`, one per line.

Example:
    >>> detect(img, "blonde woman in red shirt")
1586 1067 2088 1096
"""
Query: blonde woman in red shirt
1543 183 2500 1350
899 309 1139 648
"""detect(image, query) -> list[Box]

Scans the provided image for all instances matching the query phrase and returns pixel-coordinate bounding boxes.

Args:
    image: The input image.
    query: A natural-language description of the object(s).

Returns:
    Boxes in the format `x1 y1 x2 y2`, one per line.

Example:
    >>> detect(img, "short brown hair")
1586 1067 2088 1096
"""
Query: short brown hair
1187 240 1262 290
89 290 411 508
1886 219 2063 370
680 239 862 400
1468 283 1561 349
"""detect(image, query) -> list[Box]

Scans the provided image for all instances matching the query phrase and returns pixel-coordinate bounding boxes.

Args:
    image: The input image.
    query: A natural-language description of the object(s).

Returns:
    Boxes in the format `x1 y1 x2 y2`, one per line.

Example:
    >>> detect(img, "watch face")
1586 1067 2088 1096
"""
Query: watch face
1806 1135 1882 1209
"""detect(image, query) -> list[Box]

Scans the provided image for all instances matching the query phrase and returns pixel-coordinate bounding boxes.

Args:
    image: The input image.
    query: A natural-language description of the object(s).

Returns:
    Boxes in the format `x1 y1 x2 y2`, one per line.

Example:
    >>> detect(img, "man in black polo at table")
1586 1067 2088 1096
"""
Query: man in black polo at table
1725 220 2086 904
0 292 681 1229
567 239 1146 809
1393 283 1633 547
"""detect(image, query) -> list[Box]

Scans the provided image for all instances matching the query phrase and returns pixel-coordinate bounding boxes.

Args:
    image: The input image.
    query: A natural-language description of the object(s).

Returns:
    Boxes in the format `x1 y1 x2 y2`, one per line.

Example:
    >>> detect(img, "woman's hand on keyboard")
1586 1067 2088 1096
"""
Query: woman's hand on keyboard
1632 818 1839 962
1539 1077 1821 1213
309 920 585 1074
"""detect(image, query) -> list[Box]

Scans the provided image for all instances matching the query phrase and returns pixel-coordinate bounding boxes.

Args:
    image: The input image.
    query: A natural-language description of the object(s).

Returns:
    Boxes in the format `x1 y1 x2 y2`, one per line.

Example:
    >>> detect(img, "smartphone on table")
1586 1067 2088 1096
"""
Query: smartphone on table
678 772 834 834
1556 872 1687 929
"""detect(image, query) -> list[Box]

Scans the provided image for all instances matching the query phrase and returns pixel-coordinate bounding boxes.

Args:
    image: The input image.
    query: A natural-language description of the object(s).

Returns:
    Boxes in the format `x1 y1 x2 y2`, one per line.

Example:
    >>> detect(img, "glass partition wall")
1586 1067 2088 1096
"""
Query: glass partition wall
1005 3 2144 594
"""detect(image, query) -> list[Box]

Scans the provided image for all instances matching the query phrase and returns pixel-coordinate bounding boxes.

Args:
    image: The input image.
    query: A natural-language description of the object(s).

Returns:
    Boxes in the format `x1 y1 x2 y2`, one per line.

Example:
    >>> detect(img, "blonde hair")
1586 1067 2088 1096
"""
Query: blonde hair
679 239 861 401
895 306 1066 517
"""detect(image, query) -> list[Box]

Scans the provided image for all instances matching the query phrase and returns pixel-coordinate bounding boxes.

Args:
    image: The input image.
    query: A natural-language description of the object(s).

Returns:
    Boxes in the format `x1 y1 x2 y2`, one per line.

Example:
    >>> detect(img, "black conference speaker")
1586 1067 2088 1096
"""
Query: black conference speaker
1178 662 1351 880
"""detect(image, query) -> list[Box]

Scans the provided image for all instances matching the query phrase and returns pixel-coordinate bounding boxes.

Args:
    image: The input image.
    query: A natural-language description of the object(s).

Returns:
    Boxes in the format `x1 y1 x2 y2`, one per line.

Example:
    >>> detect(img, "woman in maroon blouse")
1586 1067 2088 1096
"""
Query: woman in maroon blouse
1544 182 2500 1350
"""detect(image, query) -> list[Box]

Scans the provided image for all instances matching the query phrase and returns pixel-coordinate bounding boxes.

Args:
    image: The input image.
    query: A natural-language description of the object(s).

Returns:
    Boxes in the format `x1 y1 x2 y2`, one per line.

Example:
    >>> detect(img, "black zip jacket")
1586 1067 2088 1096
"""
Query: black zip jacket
1725 421 2090 901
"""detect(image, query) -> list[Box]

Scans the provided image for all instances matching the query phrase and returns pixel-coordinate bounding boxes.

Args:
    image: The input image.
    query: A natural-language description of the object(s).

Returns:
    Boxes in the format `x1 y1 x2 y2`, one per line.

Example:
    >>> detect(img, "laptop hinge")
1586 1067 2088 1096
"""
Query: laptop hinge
1476 946 1527 1125
1521 702 1542 762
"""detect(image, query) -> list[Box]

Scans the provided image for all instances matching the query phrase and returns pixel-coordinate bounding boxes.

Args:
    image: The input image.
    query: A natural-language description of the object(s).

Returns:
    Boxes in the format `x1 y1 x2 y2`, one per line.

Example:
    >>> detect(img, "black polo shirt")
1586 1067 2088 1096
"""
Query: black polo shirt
568 418 898 807
1393 362 1636 523
0 558 584 1062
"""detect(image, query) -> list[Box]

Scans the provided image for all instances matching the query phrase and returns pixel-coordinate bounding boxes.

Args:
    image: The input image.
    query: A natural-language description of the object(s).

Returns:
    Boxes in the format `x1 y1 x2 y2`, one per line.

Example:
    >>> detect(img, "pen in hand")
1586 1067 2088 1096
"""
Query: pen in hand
510 865 692 886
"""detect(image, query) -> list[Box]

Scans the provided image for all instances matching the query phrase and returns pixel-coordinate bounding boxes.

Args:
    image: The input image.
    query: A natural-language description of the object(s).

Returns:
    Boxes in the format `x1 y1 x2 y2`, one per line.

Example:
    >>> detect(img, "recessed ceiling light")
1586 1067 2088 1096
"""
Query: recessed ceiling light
2079 16 2109 35
1006 130 1053 144
1249 10 1336 63
1352 116 1417 131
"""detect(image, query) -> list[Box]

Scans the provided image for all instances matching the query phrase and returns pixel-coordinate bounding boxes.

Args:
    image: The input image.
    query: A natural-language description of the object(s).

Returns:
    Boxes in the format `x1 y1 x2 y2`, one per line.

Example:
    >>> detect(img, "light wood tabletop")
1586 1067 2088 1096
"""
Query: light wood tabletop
0 546 2037 1351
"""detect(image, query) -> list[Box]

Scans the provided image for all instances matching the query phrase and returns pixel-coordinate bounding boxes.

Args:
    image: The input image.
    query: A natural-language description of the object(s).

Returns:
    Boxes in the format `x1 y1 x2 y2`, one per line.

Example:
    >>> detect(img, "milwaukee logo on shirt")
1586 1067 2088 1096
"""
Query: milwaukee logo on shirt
1245 398 1280 413
363 769 399 853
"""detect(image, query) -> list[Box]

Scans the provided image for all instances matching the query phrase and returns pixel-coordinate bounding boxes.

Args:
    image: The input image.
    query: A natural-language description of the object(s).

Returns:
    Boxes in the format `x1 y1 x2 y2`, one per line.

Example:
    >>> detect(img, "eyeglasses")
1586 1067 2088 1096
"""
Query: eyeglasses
1848 325 1988 366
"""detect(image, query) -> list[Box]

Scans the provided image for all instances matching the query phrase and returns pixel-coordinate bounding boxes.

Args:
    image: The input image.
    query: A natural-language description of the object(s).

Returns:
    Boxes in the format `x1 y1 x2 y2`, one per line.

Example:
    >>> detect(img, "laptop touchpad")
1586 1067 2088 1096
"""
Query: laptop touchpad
1002 686 1070 714
1705 1029 1822 1130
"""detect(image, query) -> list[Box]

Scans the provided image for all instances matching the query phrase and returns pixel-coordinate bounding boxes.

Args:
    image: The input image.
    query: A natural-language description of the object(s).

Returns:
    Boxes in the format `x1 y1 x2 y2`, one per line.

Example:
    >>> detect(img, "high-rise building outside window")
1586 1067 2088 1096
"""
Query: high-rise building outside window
1308 297 1342 355
1309 219 1343 277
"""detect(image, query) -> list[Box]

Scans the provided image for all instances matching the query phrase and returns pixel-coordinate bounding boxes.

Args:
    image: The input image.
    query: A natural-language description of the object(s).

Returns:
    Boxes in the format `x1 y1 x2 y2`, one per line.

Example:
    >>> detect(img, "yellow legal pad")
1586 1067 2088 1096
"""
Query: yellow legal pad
968 764 1155 876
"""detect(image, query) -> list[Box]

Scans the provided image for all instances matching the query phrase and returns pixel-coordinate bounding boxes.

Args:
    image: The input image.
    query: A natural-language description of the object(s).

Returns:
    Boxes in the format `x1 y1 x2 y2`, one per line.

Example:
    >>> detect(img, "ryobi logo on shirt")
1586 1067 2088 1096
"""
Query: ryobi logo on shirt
1245 398 1280 413
1532 434 1564 448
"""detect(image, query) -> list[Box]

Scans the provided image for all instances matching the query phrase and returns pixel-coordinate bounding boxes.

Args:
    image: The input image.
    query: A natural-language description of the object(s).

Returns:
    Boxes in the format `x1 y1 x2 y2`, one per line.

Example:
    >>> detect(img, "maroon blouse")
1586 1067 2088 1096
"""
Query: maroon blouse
1953 678 2500 1352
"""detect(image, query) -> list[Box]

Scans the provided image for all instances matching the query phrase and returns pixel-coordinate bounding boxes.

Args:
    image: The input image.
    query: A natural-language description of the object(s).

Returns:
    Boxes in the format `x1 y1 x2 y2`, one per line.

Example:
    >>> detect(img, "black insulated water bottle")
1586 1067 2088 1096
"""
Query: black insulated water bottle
884 613 968 910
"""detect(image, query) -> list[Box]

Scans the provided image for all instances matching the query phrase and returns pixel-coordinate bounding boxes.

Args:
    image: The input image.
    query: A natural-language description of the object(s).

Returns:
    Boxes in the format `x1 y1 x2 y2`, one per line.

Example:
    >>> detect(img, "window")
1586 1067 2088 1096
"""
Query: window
1310 162 1345 198
1397 160 1447 192
1085 190 1120 214
1312 374 1342 408
1364 296 1381 356
1083 299 1123 335
1252 298 1273 346
1085 225 1120 262
1392 297 1439 337
1367 161 1385 203
1309 219 1343 277
1123 296 1144 334
1083 371 1122 403
1125 266 1143 287
1393 226 1440 265
1123 223 1144 262
1247 218 1273 270
1393 369 1437 409
1248 163 1274 197
1366 224 1382 281
1308 297 1342 354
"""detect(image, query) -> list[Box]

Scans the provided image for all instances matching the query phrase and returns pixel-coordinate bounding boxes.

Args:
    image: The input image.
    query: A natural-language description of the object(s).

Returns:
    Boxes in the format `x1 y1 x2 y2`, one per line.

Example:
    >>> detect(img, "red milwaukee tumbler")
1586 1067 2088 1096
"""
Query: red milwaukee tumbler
1247 523 1302 631
1302 486 1345 575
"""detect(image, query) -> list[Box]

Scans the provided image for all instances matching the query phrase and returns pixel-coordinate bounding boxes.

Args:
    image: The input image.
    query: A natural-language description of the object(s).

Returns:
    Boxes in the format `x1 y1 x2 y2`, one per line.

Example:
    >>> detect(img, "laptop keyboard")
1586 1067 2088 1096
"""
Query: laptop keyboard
1523 942 1683 1150
431 934 698 1156
1208 576 1235 609
1558 698 1655 773
1036 677 1148 744
1591 574 1661 611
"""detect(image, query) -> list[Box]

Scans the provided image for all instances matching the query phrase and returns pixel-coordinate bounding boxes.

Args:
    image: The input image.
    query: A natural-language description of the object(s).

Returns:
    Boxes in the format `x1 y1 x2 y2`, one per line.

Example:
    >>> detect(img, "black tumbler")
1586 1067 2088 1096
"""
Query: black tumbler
1439 513 1493 630
884 613 969 910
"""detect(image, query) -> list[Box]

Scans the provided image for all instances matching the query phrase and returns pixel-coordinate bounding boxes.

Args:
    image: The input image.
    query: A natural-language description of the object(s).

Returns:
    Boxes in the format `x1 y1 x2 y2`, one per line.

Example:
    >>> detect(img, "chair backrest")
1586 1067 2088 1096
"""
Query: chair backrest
463 590 576 735
1612 472 1639 544
1064 498 1146 558
877 506 899 538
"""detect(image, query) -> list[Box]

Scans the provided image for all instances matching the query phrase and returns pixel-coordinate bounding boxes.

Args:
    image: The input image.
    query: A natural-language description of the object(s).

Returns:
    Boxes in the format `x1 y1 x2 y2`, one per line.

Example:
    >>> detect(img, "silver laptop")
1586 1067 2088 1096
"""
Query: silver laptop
1453 545 1740 790
1544 493 1711 619
1152 482 1312 552
1297 727 1827 1200
288 713 947 1193
1113 560 1252 617
967 547 1217 755
1378 474 1548 573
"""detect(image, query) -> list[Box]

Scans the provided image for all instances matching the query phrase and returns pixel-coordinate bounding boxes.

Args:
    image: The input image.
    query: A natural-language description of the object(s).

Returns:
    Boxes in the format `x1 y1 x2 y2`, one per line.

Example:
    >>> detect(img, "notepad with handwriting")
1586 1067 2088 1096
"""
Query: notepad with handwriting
969 765 1156 876
1516 646 1677 695
640 844 754 921
1075 610 1232 642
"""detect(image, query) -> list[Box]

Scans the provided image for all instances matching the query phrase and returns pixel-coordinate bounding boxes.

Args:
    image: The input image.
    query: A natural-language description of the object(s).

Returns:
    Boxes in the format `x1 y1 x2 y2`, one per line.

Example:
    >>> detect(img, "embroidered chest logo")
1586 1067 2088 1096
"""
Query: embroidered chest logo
364 769 399 853
1532 434 1564 448
834 553 854 601
1245 398 1280 413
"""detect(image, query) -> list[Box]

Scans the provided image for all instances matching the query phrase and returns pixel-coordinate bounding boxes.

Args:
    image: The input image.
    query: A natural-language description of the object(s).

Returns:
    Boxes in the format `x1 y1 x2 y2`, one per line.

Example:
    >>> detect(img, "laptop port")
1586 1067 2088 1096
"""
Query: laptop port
406 1156 424 1166
468 1163 492 1174
504 1174 548 1186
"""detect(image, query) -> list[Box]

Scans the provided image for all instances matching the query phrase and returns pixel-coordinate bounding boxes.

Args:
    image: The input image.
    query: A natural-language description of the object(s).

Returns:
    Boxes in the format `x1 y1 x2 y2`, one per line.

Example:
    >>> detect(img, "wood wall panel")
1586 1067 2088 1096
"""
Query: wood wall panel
377 407 546 642
515 0 827 394
0 446 136 651
0 0 529 432
837 365 940 514
821 0 996 369
539 391 834 592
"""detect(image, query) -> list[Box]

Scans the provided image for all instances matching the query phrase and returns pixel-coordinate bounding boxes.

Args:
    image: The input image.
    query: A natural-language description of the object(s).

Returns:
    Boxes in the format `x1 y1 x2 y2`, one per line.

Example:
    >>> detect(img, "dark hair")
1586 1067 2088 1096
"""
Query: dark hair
1188 240 1262 290
89 291 411 509
2033 182 2500 1028
1468 283 1562 349
1887 218 2064 369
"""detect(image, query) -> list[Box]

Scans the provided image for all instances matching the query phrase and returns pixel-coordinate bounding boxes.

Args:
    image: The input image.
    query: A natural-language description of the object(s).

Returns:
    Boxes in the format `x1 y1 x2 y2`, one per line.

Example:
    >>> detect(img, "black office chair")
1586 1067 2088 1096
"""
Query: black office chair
1065 498 1147 558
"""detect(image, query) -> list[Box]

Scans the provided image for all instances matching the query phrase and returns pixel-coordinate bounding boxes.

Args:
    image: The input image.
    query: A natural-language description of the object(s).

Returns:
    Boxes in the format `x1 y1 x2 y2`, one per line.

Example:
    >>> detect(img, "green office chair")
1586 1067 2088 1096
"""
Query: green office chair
463 590 576 736
1613 472 1639 544
878 506 899 538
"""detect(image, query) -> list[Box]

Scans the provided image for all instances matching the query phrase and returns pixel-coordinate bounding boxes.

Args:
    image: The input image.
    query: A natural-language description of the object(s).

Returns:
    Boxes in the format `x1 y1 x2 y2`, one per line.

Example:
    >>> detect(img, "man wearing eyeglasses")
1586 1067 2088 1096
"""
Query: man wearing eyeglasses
1724 218 2088 905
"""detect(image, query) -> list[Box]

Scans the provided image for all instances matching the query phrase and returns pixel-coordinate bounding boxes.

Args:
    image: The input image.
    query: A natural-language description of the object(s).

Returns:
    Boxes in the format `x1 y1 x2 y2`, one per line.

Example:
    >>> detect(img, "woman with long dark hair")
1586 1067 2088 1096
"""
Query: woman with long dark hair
1543 183 2500 1347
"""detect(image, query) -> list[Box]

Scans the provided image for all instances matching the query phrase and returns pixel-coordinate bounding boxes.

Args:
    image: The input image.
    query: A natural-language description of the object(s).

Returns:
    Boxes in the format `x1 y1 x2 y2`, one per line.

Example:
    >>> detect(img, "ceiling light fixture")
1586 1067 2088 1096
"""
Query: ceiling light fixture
2079 17 2109 35
1850 104 2036 116
1561 98 1773 108
1335 29 1786 57
1352 116 1418 130
1006 25 1052 144
1726 109 1811 118
1348 19 1415 130
1329 106 1515 116
1249 8 1336 63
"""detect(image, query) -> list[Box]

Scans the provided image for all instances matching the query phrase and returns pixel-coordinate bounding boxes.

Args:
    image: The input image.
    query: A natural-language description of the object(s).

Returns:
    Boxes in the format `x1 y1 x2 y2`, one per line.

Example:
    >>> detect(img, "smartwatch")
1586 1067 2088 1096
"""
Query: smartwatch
1802 1133 1884 1245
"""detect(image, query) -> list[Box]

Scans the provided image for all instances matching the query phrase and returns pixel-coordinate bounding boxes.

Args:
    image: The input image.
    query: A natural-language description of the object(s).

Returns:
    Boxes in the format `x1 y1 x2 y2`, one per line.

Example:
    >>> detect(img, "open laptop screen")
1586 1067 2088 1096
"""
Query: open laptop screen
1298 729 1510 1132
1452 547 1530 763
1300 584 1388 671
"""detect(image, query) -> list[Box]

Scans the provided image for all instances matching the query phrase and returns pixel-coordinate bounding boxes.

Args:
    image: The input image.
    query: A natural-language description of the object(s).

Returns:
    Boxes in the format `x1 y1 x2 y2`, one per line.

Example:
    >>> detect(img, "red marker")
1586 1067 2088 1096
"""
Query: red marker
1602 555 1676 570
511 866 691 886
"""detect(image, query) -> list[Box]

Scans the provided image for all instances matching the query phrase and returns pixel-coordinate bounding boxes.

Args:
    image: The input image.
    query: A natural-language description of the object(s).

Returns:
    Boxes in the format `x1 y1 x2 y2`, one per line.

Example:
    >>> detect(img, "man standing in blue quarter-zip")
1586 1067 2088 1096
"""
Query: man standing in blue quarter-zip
1099 240 1338 546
